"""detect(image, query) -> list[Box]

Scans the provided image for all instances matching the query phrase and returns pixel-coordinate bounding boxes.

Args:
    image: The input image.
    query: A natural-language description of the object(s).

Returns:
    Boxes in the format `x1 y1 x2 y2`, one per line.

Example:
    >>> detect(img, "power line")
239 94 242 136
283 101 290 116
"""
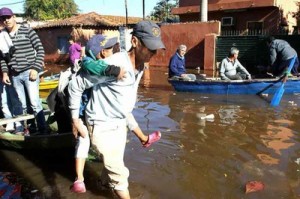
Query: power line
0 1 25 6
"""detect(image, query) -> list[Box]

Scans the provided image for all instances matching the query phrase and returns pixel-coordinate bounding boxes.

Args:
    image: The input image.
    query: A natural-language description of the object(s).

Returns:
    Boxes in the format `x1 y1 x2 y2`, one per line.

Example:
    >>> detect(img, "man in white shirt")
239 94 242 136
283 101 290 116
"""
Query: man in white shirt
68 20 165 199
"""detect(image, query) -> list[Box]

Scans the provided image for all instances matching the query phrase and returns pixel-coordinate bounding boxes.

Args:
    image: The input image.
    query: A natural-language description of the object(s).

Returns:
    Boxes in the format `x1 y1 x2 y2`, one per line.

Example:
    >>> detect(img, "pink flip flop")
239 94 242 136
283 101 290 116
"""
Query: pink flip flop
143 131 161 148
70 180 86 193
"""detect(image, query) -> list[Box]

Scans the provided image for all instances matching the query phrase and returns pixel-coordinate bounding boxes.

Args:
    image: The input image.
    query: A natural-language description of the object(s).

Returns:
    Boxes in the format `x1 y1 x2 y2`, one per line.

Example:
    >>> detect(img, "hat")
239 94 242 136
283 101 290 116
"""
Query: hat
131 21 165 51
86 34 118 58
0 7 13 17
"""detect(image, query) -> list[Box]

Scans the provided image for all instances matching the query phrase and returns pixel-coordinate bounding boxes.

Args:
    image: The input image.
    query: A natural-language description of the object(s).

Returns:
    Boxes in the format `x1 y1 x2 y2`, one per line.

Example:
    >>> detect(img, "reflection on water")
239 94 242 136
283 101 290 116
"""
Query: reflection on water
1 67 300 198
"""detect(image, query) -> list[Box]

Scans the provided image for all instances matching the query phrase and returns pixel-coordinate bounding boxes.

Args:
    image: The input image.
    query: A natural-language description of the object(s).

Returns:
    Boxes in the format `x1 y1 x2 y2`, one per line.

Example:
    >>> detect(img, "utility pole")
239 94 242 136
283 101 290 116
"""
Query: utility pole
200 0 208 22
125 0 128 26
143 0 145 20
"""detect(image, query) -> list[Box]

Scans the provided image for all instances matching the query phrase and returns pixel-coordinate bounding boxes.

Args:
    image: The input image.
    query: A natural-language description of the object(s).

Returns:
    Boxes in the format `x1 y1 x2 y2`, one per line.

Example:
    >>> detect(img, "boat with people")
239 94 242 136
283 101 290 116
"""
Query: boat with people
168 77 300 95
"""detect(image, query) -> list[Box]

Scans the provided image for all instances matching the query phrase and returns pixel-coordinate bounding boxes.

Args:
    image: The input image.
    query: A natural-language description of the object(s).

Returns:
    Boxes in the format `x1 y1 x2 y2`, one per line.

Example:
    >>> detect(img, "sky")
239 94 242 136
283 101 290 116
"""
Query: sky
0 0 162 18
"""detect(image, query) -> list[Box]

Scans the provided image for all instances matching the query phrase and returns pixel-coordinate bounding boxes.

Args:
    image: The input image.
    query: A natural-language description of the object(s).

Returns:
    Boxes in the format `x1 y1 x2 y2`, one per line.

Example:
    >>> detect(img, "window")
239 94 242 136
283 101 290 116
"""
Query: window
221 17 234 26
57 36 69 54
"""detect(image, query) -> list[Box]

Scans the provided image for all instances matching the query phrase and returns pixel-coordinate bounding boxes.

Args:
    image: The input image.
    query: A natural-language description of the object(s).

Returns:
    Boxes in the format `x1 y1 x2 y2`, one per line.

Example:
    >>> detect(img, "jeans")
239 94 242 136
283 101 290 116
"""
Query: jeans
0 82 23 131
11 70 47 132
272 56 299 76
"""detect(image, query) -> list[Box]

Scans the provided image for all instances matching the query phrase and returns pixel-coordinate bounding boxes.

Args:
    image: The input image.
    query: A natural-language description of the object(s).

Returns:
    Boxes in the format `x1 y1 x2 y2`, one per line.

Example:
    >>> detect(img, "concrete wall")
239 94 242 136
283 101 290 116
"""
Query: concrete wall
150 21 220 69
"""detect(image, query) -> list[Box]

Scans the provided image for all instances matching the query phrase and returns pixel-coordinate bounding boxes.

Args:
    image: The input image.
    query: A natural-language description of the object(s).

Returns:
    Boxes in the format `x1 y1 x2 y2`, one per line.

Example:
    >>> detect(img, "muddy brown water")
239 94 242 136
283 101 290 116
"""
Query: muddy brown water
1 66 300 198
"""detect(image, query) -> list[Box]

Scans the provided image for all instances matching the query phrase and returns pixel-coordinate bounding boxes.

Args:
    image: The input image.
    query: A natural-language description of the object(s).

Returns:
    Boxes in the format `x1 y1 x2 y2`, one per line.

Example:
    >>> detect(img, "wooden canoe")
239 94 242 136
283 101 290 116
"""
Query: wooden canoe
0 111 75 150
0 131 75 150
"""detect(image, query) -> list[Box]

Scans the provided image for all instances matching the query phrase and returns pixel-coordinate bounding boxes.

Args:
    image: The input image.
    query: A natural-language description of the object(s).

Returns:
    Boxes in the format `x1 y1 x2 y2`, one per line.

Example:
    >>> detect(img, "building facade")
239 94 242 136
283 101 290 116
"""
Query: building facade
172 0 299 35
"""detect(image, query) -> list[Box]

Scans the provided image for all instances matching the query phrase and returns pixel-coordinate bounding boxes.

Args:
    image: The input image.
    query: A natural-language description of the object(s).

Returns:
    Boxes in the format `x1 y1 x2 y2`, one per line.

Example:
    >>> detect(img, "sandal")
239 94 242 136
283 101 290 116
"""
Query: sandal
143 131 161 148
70 179 86 193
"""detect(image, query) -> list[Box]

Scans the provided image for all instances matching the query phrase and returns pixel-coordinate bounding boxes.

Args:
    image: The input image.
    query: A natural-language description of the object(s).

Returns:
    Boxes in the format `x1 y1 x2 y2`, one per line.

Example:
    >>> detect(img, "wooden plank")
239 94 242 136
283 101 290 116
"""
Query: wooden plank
0 110 51 126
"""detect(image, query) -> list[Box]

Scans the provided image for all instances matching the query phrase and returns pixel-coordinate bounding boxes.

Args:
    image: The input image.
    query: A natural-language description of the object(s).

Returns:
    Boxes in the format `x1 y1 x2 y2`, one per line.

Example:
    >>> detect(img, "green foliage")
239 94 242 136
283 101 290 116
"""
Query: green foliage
23 0 79 20
149 0 179 22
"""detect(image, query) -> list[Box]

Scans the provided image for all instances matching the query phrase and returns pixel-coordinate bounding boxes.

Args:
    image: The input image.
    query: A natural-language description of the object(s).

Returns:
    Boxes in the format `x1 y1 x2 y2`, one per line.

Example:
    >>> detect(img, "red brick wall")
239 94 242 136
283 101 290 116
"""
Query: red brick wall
150 21 220 69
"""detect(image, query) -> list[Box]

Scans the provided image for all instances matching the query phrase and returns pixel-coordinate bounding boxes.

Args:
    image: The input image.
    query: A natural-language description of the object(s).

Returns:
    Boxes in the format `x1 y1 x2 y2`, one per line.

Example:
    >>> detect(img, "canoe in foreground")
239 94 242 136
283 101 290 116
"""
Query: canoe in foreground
168 77 300 94
0 132 75 150
0 112 75 150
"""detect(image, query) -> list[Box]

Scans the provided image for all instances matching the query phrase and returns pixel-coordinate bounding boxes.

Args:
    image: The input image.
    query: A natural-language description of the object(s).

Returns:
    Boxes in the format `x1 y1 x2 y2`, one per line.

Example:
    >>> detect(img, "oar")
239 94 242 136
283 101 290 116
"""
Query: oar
256 75 285 95
270 56 296 106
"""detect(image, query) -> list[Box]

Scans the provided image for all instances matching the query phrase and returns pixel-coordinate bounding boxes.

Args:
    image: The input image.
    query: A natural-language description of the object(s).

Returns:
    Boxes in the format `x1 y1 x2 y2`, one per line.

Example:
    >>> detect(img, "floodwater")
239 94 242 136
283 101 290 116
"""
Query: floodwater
1 67 300 198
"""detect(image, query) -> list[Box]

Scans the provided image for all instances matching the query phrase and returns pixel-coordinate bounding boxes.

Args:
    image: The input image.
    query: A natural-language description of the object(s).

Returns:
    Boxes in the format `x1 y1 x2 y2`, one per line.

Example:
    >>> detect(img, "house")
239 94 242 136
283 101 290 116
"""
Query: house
172 0 300 35
163 0 300 73
33 12 143 64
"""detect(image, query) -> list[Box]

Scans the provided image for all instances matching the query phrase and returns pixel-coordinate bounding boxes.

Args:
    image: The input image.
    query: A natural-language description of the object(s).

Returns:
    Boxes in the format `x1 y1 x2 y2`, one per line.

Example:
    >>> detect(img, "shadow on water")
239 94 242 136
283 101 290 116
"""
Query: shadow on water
0 148 114 198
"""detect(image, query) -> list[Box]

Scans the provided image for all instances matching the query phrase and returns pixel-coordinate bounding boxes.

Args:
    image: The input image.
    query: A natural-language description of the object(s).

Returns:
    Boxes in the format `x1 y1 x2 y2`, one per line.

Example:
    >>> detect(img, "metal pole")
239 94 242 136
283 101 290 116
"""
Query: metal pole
125 0 128 26
200 0 208 22
143 0 145 20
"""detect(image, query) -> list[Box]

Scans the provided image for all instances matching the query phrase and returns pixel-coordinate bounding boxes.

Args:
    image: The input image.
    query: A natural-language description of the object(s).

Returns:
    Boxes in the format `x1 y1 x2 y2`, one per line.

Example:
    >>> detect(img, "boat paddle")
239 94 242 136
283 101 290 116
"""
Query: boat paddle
256 75 285 95
270 56 296 107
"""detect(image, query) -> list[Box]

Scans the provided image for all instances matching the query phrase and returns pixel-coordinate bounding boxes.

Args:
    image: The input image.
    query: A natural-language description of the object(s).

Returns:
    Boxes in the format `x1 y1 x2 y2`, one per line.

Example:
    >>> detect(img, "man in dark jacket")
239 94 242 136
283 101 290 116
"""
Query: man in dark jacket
267 36 299 76
168 44 196 80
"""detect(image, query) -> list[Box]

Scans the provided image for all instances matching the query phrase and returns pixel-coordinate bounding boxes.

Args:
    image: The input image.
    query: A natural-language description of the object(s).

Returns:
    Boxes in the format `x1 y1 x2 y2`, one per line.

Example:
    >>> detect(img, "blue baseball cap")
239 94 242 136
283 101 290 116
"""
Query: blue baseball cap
131 20 165 51
0 7 14 17
86 34 118 57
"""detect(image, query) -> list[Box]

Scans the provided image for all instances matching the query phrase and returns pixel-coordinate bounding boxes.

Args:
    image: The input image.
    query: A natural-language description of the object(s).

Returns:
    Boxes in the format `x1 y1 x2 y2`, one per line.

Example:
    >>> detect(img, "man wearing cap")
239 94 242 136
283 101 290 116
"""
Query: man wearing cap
0 7 48 135
68 20 165 198
0 21 23 133
69 34 125 193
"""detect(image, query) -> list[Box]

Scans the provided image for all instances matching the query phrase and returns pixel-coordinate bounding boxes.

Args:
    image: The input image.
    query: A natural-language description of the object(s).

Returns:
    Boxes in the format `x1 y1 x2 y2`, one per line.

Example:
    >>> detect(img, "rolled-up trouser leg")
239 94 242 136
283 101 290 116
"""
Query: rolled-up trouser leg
91 121 129 191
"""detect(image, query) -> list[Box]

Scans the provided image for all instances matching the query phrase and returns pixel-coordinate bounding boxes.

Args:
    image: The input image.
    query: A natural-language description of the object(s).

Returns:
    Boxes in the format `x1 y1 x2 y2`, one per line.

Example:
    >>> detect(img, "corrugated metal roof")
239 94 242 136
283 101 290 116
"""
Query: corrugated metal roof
34 12 143 29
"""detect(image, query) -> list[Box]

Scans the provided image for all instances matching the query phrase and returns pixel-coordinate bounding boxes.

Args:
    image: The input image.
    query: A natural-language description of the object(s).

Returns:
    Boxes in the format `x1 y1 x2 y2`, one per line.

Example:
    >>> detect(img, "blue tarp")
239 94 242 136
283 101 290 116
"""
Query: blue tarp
0 172 21 199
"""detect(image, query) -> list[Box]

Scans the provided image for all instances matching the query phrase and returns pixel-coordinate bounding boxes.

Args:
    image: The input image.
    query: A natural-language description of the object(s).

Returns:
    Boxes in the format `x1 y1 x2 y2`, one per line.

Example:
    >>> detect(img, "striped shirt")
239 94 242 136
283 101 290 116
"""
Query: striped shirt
0 25 44 73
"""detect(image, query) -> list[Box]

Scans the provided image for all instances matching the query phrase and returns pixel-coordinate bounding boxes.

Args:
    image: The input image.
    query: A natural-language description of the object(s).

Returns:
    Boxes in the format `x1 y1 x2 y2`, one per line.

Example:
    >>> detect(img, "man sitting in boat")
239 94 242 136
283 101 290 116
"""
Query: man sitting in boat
168 44 196 81
219 47 252 80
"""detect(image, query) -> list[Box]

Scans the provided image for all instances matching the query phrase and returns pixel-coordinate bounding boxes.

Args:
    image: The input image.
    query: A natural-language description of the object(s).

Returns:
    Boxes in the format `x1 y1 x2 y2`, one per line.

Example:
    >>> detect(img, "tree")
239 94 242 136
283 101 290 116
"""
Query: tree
149 0 179 22
292 2 300 20
24 0 79 20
